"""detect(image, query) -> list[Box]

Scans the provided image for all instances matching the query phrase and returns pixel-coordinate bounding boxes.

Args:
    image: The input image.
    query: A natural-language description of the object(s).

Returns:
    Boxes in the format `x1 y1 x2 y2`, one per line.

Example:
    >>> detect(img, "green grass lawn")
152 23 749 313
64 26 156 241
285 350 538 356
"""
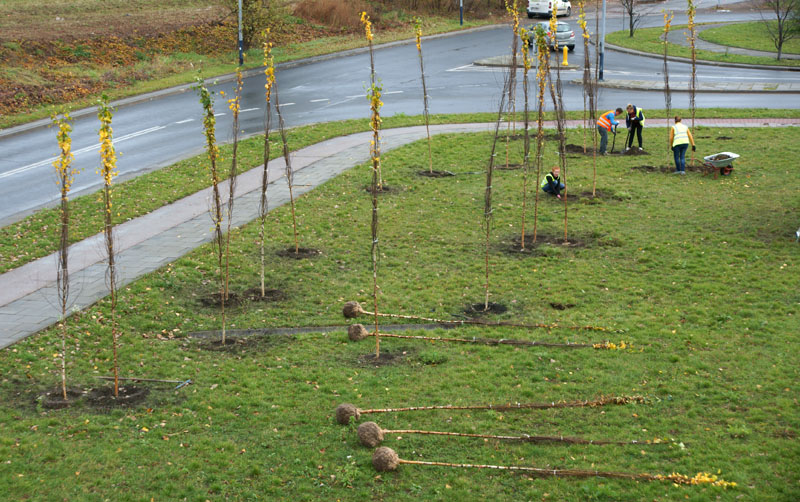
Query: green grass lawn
1 125 798 500
607 25 800 67
700 21 800 55
3 108 798 275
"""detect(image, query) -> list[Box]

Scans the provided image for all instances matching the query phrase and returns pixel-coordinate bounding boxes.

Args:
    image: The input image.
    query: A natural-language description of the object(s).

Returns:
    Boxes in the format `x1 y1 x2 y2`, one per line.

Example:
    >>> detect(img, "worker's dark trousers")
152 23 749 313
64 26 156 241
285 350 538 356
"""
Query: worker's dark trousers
627 122 643 148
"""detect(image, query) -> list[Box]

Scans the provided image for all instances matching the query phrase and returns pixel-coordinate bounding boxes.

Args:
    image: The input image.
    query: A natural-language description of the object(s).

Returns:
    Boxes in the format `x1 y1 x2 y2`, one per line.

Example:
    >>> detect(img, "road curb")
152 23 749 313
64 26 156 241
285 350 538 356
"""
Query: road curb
0 24 507 139
571 78 800 93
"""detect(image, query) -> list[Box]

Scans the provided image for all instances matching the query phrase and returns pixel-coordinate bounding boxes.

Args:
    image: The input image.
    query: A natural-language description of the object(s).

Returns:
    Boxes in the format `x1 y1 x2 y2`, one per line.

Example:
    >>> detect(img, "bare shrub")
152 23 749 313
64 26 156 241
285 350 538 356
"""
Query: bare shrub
294 0 376 31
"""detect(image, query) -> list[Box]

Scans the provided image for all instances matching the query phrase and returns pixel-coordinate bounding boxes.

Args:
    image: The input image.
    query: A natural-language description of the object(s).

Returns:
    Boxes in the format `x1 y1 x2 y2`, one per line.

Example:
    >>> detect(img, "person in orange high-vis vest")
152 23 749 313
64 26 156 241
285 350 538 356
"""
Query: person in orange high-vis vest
597 108 623 155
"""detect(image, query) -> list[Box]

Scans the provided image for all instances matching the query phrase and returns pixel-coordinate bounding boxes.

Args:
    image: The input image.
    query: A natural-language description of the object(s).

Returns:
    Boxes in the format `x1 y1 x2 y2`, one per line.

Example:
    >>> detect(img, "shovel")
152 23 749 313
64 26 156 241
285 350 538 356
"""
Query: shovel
610 126 618 153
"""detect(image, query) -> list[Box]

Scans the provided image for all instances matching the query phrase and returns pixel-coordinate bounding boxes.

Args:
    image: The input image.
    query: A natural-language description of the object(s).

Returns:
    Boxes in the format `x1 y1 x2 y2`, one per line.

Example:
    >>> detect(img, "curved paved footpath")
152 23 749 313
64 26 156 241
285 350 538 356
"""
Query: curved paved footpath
666 22 800 61
1 118 798 349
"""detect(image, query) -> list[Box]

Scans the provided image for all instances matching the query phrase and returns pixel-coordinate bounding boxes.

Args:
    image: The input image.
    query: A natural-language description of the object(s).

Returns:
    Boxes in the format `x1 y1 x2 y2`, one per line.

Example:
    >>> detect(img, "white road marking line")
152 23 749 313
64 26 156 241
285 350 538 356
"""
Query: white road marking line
310 98 329 103
278 103 295 107
241 107 260 113
383 91 404 95
175 119 194 124
0 126 166 180
346 94 364 99
214 112 226 117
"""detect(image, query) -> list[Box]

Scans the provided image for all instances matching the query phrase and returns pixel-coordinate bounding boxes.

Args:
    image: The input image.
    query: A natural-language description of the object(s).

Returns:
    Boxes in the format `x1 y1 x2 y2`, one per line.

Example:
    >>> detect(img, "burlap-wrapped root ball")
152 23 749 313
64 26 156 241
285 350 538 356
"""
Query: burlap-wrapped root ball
372 446 400 472
348 324 369 342
357 421 384 447
335 403 361 425
342 301 364 319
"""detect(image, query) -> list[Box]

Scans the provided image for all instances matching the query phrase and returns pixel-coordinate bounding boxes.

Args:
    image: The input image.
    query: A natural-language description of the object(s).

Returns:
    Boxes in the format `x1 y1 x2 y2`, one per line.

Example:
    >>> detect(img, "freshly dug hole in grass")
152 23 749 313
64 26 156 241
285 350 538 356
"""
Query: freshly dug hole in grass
356 349 410 367
504 233 591 253
464 302 508 317
275 247 322 259
241 287 287 302
363 185 400 194
630 164 704 173
39 387 85 410
85 385 150 409
564 144 596 155
197 291 244 308
417 169 455 178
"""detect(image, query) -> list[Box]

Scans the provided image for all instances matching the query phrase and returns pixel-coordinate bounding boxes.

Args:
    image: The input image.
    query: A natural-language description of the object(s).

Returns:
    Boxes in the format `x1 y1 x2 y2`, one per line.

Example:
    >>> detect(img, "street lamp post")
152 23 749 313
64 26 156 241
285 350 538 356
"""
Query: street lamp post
599 0 606 80
238 0 244 65
460 0 464 26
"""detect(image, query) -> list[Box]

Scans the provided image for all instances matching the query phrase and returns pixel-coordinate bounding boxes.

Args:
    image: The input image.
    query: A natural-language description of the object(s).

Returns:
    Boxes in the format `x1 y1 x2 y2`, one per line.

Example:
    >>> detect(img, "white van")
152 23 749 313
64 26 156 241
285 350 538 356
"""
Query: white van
527 0 572 18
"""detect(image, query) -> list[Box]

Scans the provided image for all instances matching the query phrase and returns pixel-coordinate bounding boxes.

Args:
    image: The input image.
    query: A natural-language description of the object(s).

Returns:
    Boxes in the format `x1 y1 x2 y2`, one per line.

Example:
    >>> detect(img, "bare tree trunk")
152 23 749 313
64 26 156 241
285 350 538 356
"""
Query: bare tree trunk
687 0 697 167
260 31 276 297
415 18 434 174
663 12 673 165
520 30 532 250
97 98 120 397
273 82 300 254
53 114 76 401
484 73 511 309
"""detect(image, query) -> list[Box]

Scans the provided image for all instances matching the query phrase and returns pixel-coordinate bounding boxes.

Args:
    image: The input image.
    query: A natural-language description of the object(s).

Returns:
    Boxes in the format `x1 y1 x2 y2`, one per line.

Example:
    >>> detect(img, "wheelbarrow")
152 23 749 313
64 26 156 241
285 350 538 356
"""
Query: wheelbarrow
703 152 739 179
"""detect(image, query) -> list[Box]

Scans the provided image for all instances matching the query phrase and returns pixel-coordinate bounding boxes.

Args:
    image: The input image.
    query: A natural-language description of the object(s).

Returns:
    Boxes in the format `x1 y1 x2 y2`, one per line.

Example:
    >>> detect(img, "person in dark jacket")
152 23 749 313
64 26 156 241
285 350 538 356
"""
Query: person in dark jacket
625 103 645 151
541 166 565 198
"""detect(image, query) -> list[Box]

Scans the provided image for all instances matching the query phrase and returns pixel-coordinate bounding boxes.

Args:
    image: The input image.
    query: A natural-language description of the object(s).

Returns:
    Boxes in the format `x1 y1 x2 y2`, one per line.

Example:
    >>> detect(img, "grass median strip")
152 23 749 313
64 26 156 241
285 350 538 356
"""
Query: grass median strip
607 25 800 67
0 126 797 500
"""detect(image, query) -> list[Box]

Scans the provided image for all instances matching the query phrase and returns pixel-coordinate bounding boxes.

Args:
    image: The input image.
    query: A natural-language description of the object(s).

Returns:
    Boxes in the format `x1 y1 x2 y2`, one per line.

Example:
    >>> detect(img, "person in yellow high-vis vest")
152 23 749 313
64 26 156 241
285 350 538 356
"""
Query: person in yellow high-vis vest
624 104 645 151
668 116 696 175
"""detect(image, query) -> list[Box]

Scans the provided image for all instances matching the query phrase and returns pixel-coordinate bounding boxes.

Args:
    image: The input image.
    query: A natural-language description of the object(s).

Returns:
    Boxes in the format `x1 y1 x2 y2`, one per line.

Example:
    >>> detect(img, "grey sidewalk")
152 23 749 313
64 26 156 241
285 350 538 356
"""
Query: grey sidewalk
1 119 798 349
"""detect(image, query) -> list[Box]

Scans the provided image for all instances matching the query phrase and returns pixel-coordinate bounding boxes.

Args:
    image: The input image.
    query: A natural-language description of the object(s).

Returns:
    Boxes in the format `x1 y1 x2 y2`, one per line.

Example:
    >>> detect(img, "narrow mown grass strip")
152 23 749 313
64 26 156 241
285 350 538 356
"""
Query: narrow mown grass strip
607 25 800 67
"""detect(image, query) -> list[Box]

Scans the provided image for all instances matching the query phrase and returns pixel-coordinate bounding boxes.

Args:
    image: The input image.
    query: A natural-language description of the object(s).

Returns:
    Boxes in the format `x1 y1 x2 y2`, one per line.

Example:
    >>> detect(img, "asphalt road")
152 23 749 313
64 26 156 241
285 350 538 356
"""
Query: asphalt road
0 6 797 225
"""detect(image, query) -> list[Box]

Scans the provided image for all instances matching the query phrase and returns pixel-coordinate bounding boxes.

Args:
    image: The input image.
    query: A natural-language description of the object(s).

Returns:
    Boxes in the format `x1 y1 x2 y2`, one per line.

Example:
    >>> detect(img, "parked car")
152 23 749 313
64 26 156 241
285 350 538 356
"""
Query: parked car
527 0 572 18
528 21 576 52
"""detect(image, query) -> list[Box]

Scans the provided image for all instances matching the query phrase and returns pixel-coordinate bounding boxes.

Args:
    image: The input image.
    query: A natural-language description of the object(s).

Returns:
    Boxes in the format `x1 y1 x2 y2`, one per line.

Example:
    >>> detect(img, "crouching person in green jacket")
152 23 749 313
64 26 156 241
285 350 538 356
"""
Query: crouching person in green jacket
541 166 565 199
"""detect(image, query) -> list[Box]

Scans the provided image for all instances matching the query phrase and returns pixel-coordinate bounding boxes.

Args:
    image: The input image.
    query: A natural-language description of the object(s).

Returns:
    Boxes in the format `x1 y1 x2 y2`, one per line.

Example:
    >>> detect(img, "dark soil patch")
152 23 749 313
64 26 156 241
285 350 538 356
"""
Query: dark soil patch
577 190 625 201
86 385 150 409
505 233 590 253
242 287 287 302
198 291 243 308
698 135 733 140
276 247 321 259
550 302 576 310
631 164 704 173
564 144 596 155
357 350 410 367
620 148 650 156
196 335 293 353
417 170 455 178
496 163 524 170
363 185 399 194
464 302 508 317
39 387 85 409
502 133 525 141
